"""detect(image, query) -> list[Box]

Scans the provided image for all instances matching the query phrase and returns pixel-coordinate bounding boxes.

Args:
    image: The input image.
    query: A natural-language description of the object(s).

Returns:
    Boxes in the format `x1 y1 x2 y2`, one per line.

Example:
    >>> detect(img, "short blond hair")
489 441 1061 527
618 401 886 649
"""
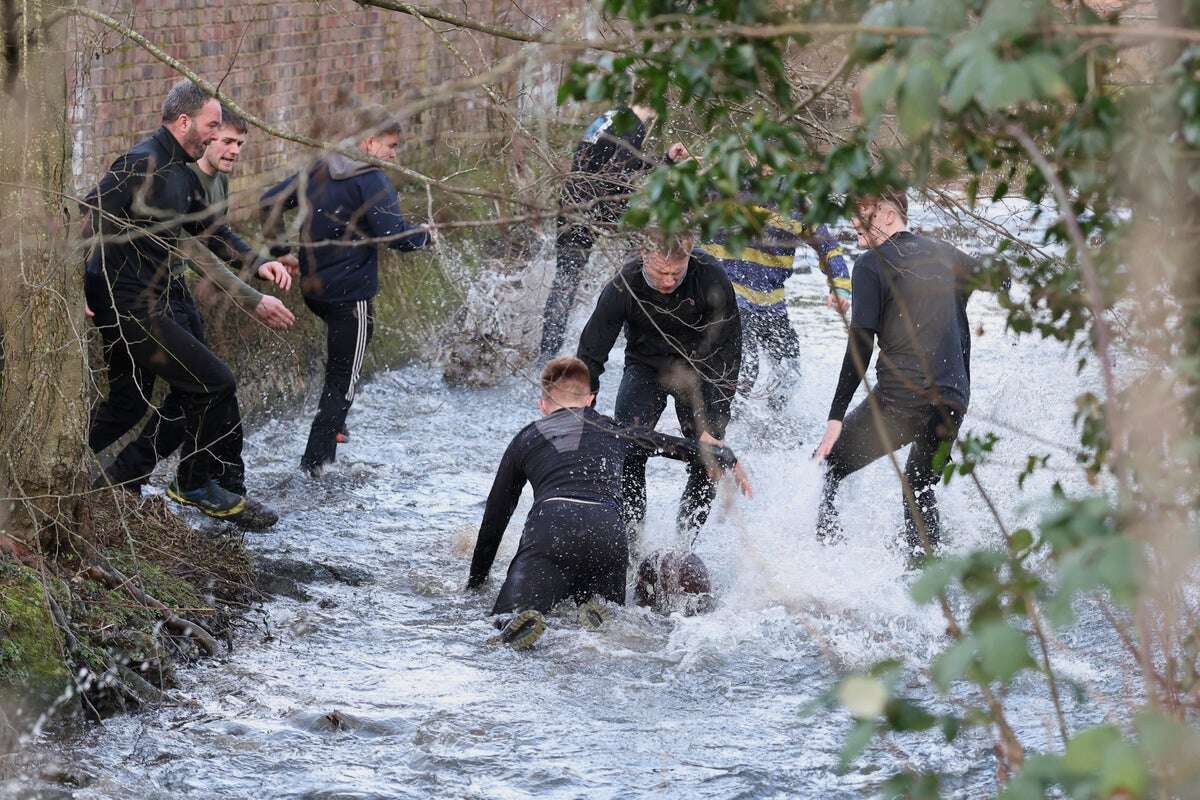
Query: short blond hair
540 357 592 404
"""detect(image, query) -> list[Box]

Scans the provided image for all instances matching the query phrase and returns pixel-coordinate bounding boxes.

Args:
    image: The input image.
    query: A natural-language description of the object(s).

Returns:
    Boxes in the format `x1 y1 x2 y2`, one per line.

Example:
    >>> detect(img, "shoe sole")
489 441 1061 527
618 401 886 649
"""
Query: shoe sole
166 485 247 519
486 610 546 650
578 602 609 630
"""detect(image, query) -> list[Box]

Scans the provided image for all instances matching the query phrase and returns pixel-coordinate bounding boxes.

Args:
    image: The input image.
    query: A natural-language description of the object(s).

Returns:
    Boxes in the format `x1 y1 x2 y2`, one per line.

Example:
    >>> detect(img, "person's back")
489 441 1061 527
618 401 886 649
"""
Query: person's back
855 231 978 412
510 406 629 506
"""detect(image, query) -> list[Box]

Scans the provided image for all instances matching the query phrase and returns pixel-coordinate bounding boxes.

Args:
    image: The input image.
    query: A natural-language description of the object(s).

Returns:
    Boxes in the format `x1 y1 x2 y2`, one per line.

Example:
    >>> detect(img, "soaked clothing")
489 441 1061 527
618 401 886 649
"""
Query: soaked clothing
259 152 430 469
468 406 736 615
83 128 252 491
540 108 656 356
820 230 987 550
577 251 741 535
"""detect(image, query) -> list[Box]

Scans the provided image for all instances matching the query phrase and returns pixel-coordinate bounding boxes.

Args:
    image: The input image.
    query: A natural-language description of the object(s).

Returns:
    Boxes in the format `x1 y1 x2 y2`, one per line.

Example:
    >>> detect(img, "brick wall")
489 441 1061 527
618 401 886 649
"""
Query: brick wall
68 0 579 201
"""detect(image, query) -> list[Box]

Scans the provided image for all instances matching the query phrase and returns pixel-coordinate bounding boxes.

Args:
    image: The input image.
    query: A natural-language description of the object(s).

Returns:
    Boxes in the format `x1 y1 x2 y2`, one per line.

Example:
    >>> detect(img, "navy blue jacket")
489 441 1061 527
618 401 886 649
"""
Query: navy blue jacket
258 152 430 303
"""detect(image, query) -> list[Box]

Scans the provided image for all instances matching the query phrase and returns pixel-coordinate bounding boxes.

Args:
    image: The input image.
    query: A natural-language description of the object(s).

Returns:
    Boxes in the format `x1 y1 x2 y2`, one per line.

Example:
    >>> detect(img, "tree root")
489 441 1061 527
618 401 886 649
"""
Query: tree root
83 564 219 657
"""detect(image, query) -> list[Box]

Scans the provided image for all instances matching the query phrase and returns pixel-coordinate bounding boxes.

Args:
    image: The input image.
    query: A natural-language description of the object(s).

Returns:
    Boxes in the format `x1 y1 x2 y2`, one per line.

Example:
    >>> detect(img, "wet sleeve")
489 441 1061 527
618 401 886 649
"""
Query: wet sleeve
182 237 263 310
951 245 1009 296
697 271 741 429
827 327 875 422
258 173 300 256
621 426 738 469
468 436 528 587
360 171 430 252
804 223 852 300
576 281 626 393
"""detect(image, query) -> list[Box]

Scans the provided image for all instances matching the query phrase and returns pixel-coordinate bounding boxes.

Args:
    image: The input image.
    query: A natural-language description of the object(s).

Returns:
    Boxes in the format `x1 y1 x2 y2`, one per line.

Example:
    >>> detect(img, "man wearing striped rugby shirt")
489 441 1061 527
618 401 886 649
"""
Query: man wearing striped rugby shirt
699 197 851 412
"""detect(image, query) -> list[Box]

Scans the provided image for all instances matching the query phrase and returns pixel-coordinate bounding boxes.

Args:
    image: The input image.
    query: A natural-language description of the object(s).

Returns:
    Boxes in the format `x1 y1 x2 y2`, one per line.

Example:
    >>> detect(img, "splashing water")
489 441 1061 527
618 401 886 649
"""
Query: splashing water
12 198 1127 799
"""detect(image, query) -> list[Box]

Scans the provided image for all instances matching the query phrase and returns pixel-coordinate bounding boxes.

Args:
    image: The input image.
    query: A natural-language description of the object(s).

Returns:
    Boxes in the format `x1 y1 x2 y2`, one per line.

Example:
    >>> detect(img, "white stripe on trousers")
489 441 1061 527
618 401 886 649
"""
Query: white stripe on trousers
346 300 368 402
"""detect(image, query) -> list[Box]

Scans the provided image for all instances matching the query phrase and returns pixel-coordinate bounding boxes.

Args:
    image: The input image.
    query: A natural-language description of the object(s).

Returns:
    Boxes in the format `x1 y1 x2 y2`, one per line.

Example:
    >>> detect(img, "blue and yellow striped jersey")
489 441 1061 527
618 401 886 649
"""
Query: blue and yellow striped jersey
699 205 851 312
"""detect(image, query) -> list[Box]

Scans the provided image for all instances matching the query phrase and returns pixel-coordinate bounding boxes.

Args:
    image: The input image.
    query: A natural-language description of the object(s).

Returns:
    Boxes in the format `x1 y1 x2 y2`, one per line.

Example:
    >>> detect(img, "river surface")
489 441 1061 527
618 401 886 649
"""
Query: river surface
12 200 1130 798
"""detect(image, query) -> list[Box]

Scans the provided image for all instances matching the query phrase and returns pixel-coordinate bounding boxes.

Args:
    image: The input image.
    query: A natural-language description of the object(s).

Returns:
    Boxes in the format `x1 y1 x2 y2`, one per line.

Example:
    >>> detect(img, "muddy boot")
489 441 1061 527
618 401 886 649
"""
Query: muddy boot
487 610 547 650
577 599 610 630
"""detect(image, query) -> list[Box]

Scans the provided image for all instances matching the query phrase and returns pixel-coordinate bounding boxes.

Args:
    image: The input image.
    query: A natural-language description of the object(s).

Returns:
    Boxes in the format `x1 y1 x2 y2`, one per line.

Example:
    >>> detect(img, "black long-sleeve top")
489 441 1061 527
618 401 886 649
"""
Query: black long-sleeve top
576 251 742 427
467 406 737 587
82 127 263 311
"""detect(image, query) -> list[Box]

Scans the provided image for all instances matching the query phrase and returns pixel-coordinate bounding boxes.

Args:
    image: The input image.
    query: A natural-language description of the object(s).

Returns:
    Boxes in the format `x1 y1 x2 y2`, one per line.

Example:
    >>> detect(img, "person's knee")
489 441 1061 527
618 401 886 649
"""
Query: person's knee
201 362 237 399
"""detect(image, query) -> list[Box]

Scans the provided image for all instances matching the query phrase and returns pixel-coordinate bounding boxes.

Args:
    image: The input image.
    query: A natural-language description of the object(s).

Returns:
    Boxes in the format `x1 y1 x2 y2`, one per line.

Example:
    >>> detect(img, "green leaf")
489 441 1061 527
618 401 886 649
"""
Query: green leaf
1009 528 1034 551
885 698 937 732
980 61 1036 111
910 556 966 604
860 60 902 120
932 637 976 691
1023 53 1071 101
899 59 942 139
941 714 960 742
946 50 995 113
976 622 1035 684
838 719 877 772
1099 740 1150 799
838 675 888 719
1062 725 1122 776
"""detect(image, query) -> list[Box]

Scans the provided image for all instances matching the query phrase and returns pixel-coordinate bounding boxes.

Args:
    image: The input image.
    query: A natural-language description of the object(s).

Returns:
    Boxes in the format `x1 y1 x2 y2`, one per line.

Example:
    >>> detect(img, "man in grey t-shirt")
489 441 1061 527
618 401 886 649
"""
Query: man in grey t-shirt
813 192 994 556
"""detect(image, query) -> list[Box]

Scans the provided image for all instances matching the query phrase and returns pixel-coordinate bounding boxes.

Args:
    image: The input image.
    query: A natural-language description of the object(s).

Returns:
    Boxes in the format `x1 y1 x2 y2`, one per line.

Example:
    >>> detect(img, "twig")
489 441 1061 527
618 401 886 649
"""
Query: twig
84 563 220 657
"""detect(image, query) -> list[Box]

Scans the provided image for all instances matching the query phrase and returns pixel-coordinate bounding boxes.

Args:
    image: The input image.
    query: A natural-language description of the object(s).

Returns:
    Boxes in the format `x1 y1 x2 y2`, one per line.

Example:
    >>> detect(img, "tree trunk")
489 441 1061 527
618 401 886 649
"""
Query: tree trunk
0 0 87 550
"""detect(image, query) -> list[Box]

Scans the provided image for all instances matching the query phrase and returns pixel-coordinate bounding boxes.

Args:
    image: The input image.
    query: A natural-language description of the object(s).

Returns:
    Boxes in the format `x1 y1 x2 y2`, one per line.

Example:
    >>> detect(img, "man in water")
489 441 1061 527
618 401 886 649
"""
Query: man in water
699 197 851 411
467 357 749 648
539 105 688 358
84 79 286 522
813 191 995 556
259 104 434 477
577 229 742 539
87 103 294 529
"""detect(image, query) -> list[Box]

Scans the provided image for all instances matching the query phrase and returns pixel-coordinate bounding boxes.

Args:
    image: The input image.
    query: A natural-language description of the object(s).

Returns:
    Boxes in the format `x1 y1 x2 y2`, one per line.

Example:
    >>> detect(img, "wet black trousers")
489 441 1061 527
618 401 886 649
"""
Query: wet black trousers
301 297 374 470
818 396 963 551
538 191 626 357
86 272 244 493
614 362 728 536
492 499 627 615
738 305 802 399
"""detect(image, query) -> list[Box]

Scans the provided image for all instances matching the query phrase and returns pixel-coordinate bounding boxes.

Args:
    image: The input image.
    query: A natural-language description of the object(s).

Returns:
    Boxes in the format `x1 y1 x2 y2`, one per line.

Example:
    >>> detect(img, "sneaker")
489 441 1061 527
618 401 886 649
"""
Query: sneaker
166 479 246 519
486 610 547 650
335 426 350 444
577 599 610 630
233 496 279 531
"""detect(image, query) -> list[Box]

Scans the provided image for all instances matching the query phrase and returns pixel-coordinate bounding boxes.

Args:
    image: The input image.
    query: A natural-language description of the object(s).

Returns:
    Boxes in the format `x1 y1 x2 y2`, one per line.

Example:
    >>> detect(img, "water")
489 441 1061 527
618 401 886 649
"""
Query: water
13 198 1127 798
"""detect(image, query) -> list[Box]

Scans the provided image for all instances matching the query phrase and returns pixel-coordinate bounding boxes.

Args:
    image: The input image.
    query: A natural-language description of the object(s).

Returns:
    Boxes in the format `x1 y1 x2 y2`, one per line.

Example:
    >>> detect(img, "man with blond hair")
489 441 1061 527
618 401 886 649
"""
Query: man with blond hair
468 356 749 648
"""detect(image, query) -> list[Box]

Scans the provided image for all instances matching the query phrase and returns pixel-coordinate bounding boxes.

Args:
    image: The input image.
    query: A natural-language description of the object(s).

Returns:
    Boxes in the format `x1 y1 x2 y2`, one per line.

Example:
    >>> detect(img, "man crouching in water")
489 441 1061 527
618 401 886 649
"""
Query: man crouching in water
467 357 751 648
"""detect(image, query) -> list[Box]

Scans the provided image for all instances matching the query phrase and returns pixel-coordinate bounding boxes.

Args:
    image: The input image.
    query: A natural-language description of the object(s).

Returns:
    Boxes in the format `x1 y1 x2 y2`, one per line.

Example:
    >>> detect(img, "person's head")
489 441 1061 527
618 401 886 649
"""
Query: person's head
851 191 909 248
352 104 403 161
199 104 249 174
161 79 221 159
639 228 695 294
538 357 595 415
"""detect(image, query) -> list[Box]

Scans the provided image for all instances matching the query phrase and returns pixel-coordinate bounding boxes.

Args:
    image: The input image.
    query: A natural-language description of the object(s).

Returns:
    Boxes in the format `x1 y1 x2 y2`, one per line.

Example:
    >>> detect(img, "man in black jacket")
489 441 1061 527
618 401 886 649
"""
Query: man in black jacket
467 357 748 647
577 231 742 539
540 105 687 358
814 192 993 555
84 79 277 521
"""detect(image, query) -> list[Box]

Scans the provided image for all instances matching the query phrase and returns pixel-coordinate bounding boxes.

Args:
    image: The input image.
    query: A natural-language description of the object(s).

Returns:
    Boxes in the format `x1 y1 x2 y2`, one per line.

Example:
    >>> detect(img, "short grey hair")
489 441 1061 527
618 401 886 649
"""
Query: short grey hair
161 79 212 124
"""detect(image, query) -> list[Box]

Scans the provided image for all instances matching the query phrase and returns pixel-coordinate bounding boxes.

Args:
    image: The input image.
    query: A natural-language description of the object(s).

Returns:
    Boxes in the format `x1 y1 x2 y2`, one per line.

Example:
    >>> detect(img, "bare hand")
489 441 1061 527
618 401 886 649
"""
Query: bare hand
257 261 292 291
814 419 843 461
698 432 752 497
253 295 295 330
85 303 94 319
826 293 850 315
667 142 691 162
277 253 300 276
731 461 753 498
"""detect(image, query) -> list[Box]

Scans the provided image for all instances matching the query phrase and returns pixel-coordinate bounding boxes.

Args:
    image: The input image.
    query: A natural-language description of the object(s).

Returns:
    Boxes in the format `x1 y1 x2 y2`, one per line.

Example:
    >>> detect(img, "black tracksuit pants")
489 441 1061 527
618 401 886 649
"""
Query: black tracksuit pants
492 498 627 615
539 189 626 357
818 396 963 550
301 297 374 470
614 362 729 536
86 272 244 493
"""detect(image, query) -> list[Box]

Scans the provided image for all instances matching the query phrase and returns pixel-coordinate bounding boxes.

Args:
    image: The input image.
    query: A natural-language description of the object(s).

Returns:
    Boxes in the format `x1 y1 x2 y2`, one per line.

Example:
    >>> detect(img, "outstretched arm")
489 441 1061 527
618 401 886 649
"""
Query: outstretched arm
467 438 528 589
361 172 432 252
258 173 301 257
804 223 852 312
576 280 626 394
